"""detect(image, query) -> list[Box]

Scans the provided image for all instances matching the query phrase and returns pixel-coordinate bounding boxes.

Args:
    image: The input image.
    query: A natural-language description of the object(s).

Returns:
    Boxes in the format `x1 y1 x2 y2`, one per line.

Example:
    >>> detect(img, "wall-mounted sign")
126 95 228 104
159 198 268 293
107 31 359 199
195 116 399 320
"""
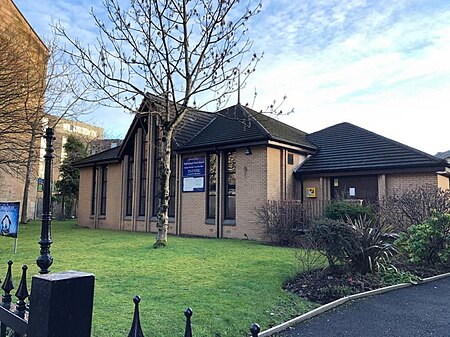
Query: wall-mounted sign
0 202 20 238
183 177 205 192
182 156 205 192
183 157 205 177
306 187 317 198
349 187 356 197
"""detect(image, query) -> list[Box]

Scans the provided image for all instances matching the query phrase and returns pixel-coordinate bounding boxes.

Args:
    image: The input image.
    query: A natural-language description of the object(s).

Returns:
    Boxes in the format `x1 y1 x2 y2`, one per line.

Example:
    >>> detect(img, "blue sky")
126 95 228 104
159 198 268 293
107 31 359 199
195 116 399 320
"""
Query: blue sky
14 0 450 155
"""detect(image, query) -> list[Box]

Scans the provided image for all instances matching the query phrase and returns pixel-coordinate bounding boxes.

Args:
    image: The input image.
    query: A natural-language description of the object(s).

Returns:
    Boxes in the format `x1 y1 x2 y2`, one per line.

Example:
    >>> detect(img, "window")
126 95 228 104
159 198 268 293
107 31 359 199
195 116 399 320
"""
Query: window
287 153 294 165
125 156 134 216
169 157 176 217
139 131 147 216
90 167 96 215
152 123 161 217
224 151 236 220
100 165 108 215
206 153 217 219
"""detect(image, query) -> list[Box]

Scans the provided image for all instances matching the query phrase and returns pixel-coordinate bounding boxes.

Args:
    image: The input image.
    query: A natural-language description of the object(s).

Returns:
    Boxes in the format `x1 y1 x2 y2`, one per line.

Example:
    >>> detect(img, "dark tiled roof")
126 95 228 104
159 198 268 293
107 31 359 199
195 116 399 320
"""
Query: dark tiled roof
179 104 315 150
172 110 215 149
74 146 121 167
250 110 316 149
295 122 448 175
436 150 450 159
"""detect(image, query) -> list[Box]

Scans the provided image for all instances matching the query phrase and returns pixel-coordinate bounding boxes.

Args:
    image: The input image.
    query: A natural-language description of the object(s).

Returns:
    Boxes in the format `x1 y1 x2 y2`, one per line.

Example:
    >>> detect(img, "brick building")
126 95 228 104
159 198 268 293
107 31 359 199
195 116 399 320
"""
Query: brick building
0 0 48 219
75 101 450 241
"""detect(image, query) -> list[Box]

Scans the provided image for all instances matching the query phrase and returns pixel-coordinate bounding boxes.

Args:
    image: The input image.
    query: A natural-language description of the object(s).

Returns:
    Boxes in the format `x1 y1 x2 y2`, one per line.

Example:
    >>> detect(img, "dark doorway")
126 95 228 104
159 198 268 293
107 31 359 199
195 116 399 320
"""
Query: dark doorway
331 175 378 203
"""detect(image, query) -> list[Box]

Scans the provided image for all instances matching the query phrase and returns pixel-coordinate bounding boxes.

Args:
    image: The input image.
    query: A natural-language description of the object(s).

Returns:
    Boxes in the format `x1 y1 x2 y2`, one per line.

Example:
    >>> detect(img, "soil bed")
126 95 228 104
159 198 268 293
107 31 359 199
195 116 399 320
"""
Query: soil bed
284 261 450 305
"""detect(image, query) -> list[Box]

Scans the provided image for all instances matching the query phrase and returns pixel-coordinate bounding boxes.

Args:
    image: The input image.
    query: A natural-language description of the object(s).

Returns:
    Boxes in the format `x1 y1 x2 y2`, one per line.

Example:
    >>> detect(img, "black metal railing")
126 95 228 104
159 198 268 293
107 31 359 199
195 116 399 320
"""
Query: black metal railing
0 261 29 337
127 296 261 337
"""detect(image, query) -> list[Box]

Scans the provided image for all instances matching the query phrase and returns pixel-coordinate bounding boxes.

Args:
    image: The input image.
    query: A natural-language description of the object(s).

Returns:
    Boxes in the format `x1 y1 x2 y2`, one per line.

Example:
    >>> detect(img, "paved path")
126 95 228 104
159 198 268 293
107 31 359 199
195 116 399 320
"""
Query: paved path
277 277 450 337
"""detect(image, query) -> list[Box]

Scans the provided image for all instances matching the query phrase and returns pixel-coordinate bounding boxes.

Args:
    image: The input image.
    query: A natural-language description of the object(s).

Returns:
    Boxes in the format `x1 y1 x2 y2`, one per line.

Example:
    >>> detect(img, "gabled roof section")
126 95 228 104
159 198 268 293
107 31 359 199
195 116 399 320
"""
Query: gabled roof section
74 146 120 168
295 122 448 175
178 104 316 151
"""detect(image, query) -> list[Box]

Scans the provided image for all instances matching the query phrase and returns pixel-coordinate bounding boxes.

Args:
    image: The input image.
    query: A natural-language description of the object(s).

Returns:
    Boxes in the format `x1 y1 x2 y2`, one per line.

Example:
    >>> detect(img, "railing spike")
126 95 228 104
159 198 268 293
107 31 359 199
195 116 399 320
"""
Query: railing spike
128 295 145 337
15 265 29 318
250 323 260 337
184 307 193 337
1 260 14 309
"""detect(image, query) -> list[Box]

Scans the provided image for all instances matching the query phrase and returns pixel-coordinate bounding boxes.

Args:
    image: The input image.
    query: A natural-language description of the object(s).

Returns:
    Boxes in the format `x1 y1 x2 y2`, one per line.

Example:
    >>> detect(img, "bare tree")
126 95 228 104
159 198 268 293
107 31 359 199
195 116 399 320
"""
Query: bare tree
1 26 93 223
56 0 262 247
0 27 46 175
20 38 94 224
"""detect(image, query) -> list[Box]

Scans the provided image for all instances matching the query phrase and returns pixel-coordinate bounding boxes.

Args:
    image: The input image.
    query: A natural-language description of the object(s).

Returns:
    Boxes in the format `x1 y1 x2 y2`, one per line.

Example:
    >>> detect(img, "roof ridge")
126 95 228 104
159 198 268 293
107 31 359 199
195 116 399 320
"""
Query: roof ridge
180 110 219 146
241 105 272 139
246 107 309 136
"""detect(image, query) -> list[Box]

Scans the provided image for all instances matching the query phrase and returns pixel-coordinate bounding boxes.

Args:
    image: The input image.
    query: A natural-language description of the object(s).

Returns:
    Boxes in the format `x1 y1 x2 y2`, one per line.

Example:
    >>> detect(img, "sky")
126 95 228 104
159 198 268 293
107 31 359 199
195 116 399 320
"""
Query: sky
13 0 450 155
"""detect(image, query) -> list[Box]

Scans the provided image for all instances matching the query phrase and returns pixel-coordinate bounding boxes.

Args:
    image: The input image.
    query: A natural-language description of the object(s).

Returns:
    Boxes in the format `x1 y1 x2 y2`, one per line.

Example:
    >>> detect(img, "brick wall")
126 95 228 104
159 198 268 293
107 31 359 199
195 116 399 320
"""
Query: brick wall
267 147 281 200
227 145 267 240
97 164 122 229
0 0 48 219
286 152 305 200
438 174 450 190
178 146 269 240
77 167 95 228
386 172 438 196
78 163 123 230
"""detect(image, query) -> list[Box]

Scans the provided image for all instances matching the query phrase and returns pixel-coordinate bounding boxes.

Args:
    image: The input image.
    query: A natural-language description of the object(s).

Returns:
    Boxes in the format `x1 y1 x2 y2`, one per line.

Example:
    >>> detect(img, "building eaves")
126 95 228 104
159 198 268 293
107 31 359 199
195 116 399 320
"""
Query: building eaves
74 146 120 168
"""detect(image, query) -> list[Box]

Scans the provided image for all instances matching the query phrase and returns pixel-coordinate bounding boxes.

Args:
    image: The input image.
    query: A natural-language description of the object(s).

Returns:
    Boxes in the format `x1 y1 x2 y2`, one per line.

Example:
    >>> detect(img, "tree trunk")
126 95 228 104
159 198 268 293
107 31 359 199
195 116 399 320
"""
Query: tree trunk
20 129 38 223
154 127 173 248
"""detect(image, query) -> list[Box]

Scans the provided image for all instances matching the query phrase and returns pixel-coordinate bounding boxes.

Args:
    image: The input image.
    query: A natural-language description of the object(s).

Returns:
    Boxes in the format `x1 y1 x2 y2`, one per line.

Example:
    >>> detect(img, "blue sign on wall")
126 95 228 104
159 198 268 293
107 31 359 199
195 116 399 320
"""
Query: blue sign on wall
0 202 20 238
182 157 206 192
182 157 206 177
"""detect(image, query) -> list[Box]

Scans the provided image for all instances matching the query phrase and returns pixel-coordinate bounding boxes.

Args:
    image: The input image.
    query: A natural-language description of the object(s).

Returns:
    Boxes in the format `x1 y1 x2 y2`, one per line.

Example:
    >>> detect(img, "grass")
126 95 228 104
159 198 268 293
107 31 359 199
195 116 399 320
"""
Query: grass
0 220 315 337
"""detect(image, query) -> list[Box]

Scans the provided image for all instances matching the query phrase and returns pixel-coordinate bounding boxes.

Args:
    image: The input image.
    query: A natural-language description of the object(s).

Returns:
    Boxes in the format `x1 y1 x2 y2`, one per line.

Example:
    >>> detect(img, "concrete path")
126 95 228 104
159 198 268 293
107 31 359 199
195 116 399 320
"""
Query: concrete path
277 277 450 337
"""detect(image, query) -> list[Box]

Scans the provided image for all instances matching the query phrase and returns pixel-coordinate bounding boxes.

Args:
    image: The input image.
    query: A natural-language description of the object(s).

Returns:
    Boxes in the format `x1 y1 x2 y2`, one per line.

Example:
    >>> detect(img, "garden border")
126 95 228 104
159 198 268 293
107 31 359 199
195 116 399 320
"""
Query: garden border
257 272 450 337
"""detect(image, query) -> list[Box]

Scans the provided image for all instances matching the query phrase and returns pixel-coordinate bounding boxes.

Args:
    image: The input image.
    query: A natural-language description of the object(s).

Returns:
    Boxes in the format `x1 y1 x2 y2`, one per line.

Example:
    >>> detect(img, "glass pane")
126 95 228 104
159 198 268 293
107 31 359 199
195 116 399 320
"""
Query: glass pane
225 196 235 219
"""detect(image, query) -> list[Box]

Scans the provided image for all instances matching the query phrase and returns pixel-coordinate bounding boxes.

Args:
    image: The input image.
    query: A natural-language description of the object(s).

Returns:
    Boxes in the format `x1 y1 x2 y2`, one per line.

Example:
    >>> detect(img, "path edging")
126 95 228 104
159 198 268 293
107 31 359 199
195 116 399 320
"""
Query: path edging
257 272 450 337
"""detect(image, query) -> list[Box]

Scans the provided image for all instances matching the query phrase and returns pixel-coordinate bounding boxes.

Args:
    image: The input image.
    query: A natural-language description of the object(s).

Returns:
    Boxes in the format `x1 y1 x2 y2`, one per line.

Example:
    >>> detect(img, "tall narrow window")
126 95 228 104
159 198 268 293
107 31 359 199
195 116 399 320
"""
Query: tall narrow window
152 119 176 218
90 166 97 215
224 151 236 220
100 165 108 215
168 156 176 218
125 156 134 216
152 123 161 216
139 131 148 216
206 153 217 219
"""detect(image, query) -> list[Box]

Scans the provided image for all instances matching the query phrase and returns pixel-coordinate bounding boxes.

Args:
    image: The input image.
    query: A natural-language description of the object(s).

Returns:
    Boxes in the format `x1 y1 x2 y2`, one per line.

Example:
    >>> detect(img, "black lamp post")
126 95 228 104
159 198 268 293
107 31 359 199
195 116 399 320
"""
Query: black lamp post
37 128 54 274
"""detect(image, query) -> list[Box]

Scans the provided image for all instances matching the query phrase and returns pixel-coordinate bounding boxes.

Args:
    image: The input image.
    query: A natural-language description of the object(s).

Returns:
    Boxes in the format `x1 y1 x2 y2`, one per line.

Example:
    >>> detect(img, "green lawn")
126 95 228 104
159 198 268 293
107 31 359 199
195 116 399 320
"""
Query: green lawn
0 221 316 336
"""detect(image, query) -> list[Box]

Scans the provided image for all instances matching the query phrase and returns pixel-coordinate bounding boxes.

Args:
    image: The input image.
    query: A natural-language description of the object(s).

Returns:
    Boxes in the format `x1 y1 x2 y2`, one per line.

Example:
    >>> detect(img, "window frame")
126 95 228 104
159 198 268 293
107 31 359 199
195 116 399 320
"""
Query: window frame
100 165 108 216
125 156 134 216
206 152 217 220
138 131 147 216
224 150 236 220
90 166 97 215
